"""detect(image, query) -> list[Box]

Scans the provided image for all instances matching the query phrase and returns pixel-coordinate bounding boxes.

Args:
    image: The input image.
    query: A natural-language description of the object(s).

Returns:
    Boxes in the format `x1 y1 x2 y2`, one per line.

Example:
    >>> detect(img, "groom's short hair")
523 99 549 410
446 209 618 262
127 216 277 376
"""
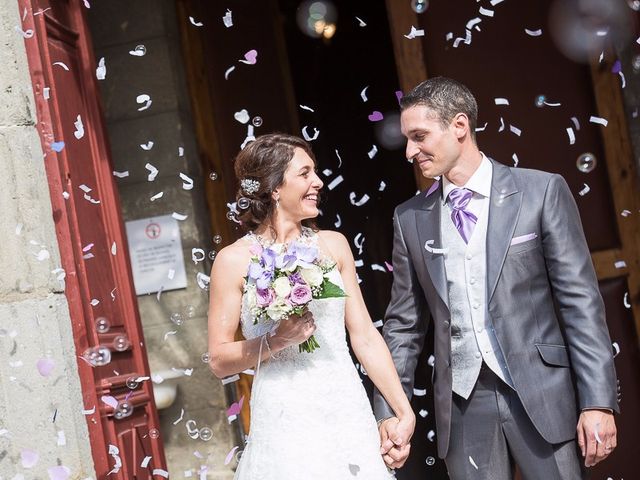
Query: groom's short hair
400 77 478 141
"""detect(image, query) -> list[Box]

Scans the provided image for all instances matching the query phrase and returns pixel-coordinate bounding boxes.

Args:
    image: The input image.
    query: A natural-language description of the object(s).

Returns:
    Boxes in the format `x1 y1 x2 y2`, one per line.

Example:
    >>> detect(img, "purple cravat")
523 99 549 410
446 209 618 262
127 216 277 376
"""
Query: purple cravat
448 188 477 243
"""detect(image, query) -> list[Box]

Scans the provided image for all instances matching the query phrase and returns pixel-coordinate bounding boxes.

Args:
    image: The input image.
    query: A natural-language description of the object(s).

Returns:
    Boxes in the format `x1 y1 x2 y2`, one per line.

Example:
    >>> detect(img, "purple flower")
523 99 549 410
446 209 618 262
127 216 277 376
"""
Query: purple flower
256 270 274 290
289 283 312 305
247 262 264 281
256 288 274 307
289 271 305 285
261 248 277 272
287 242 318 267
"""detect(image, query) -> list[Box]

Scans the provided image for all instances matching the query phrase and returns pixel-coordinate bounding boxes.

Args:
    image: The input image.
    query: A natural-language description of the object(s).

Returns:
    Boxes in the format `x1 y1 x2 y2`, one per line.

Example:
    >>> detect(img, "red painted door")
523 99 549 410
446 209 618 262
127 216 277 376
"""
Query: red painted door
19 0 167 478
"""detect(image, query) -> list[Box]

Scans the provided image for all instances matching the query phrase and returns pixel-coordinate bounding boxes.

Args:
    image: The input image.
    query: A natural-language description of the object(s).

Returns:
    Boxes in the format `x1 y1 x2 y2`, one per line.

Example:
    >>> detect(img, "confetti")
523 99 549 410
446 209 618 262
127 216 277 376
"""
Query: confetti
360 86 369 102
101 395 118 409
612 342 620 357
111 242 117 255
173 408 185 425
36 358 55 377
425 240 448 254
57 430 66 446
72 115 85 139
349 192 370 207
224 66 236 79
475 122 488 132
623 292 631 309
51 141 65 152
469 456 479 469
152 469 169 478
82 406 95 415
571 117 580 130
494 98 509 105
322 169 333 176
354 234 365 255
301 126 320 141
368 111 383 122
189 16 203 27
145 163 159 181
427 430 436 441
299 104 315 112
21 449 39 468
525 28 542 36
498 117 505 132
150 192 163 201
128 45 146 56
136 94 152 111
614 260 627 269
512 153 519 167
48 465 71 480
239 49 258 65
222 9 233 28
334 214 342 228
227 396 244 417
566 128 575 145
15 26 34 38
578 184 590 196
479 7 494 16
367 145 378 159
141 456 152 468
164 331 177 341
327 175 344 191
225 446 239 465
180 173 194 190
96 57 106 79
140 141 154 150
419 409 428 418
589 116 608 127
404 26 425 39
222 374 240 385
53 61 70 71
113 170 129 178
413 388 427 396
43 87 50 99
234 109 250 124
371 264 386 272
509 125 522 136
372 319 383 328
355 16 366 27
379 181 386 191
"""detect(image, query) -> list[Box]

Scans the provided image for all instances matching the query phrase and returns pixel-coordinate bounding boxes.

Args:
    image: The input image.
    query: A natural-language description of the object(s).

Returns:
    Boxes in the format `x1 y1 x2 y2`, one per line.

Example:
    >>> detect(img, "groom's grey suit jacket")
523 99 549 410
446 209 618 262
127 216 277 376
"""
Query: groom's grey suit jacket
374 159 618 459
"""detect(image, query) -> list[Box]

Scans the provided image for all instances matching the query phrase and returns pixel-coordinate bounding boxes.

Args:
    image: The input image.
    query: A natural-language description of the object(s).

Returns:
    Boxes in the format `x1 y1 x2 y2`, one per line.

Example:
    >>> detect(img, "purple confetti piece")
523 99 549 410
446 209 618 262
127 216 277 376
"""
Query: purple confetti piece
50 141 65 152
47 465 71 480
36 358 55 377
612 60 621 74
21 449 39 468
101 395 118 409
395 90 404 104
225 446 239 465
227 396 244 417
368 111 383 122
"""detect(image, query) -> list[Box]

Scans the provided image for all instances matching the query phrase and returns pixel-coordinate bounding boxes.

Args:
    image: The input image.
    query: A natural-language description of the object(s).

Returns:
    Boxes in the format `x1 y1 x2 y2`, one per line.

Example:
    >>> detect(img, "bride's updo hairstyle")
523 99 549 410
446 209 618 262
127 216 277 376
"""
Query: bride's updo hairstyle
234 133 318 232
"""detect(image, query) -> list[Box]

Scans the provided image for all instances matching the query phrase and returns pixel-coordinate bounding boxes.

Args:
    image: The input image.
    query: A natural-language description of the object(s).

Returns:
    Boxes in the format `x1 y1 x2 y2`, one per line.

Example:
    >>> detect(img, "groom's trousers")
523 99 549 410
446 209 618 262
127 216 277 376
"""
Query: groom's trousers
444 364 586 480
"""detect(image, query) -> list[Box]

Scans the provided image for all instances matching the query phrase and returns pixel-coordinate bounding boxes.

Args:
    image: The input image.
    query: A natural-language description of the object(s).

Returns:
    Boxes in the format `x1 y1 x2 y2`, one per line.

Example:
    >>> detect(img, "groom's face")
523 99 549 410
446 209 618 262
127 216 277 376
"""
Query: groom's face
400 105 461 179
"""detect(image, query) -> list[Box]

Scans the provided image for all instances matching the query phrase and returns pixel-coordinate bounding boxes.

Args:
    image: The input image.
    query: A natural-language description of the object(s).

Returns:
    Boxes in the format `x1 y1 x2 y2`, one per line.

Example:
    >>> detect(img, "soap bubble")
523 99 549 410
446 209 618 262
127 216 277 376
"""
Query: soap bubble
576 152 597 173
114 401 134 419
252 116 263 127
213 235 223 244
184 305 196 318
411 0 429 14
113 335 130 352
201 352 211 363
95 317 111 333
208 250 217 260
237 197 251 210
149 428 160 439
534 94 547 108
199 427 213 441
126 377 139 389
82 346 112 367
209 172 218 181
170 312 184 326
426 456 436 466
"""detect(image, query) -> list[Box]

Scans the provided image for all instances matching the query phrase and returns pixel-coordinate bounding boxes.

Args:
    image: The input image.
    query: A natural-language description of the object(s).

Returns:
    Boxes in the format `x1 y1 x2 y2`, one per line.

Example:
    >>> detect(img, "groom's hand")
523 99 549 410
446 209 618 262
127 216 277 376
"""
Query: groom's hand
577 409 617 467
379 416 414 469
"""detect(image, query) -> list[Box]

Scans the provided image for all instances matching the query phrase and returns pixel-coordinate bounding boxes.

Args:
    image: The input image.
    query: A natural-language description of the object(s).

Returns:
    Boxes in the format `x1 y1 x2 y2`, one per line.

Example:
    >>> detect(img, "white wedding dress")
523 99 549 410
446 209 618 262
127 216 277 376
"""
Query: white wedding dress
233 233 395 480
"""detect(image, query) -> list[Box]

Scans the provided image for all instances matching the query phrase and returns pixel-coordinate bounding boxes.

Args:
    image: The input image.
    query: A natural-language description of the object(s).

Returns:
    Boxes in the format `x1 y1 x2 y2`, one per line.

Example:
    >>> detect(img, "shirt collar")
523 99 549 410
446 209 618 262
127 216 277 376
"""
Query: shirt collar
442 153 492 203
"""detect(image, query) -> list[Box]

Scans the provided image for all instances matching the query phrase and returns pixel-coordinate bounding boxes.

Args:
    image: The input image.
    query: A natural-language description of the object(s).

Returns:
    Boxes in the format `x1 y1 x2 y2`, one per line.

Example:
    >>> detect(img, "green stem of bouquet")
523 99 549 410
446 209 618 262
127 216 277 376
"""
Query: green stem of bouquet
299 334 320 353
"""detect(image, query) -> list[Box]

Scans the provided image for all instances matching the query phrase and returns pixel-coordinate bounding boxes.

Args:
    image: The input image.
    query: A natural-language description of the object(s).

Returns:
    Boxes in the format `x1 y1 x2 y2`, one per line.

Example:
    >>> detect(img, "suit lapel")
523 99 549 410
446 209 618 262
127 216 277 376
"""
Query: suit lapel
486 160 522 302
416 182 449 308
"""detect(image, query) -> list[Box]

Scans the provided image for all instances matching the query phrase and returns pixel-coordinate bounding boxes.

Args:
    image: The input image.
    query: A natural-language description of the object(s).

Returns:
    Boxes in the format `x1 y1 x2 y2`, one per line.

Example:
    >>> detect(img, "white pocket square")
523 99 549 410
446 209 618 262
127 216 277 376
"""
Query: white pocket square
510 233 538 246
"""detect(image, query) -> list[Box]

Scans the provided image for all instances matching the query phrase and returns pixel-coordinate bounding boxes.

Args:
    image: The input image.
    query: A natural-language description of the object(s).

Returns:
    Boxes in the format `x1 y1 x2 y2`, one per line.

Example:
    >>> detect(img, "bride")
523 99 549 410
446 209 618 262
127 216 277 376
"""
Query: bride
207 133 415 479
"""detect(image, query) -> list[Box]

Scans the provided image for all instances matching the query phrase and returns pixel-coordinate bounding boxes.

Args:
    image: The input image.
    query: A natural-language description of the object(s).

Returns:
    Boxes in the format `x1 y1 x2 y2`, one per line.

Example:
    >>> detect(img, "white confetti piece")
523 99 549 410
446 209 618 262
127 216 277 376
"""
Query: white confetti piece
354 259 364 267
543 100 561 107
413 388 427 396
525 28 542 36
150 192 164 201
475 122 488 132
111 242 117 255
371 264 386 272
53 61 69 71
571 117 580 130
612 342 620 357
427 430 436 441
566 127 575 145
153 469 169 478
242 368 256 375
15 223 23 235
72 115 85 139
372 319 383 328
82 406 95 415
140 141 154 150
240 124 256 149
425 240 449 255
35 249 50 261
589 116 608 127
334 214 342 228
96 57 106 79
57 430 66 446
623 292 631 308
509 124 522 136
490 0 504 5
223 9 233 27
164 331 177 341
355 16 366 27
469 456 479 469
234 109 250 124
404 26 425 39
379 181 387 191
196 272 210 290
498 117 505 132
614 260 627 269
360 86 369 102
349 192 370 206
222 374 240 385
512 153 519 167
90 299 99 306
224 66 236 79
189 16 203 27
140 456 152 468
178 146 184 156
354 233 365 255
335 149 343 168
112 170 129 178
322 168 333 176
192 248 205 264
494 97 509 105
128 45 146 56
301 125 320 141
367 145 378 159
145 163 159 181
419 409 428 418
180 173 194 190
479 6 494 16
299 104 315 112
43 87 50 99
136 94 152 111
327 175 344 191
173 408 185 425
466 17 482 30
15 26 34 38
578 184 590 196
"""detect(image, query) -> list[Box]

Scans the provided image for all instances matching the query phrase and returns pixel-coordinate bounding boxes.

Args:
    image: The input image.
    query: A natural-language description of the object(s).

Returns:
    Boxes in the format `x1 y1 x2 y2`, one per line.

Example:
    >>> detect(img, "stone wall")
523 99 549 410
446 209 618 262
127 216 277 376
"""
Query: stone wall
0 0 95 478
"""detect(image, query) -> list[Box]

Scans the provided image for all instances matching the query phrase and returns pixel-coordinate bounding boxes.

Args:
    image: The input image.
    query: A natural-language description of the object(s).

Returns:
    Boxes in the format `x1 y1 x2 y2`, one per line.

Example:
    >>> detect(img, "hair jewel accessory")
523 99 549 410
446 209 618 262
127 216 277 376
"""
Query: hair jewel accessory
240 178 260 195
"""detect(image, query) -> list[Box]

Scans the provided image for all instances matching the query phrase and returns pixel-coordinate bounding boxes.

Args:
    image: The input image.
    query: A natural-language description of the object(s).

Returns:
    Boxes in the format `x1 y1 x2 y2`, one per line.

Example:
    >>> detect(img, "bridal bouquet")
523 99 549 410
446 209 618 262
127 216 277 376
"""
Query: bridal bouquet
244 239 346 353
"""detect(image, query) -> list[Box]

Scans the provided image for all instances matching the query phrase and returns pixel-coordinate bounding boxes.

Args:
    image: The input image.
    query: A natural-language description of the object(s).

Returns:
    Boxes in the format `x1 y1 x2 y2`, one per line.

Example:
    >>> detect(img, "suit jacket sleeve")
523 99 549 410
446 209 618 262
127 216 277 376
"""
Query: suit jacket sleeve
374 208 430 421
541 174 618 412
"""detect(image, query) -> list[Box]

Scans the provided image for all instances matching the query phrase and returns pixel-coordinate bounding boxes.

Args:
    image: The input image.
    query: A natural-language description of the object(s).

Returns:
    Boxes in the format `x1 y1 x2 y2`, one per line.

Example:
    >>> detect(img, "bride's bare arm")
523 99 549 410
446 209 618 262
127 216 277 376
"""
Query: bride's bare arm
207 243 315 378
319 231 415 427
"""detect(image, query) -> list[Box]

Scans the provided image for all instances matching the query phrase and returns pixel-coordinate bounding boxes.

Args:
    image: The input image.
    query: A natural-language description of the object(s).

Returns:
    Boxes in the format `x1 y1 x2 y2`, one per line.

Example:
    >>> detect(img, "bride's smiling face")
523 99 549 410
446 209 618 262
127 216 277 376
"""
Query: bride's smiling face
275 148 323 221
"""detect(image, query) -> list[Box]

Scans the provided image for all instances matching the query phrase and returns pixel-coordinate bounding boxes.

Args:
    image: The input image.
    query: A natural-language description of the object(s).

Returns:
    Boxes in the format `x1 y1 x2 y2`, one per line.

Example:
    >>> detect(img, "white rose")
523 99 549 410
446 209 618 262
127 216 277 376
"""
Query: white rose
244 285 257 309
300 265 324 287
273 276 292 299
266 300 290 321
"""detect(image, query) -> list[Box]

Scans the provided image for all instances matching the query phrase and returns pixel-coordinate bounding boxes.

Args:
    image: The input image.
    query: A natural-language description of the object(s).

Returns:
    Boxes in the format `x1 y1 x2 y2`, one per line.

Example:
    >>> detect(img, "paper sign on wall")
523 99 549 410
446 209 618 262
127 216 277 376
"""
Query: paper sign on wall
125 215 187 295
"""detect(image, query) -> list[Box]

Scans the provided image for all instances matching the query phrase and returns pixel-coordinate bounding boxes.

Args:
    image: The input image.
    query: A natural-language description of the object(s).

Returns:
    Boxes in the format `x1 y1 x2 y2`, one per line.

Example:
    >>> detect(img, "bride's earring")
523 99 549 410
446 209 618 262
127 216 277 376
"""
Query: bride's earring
274 193 280 209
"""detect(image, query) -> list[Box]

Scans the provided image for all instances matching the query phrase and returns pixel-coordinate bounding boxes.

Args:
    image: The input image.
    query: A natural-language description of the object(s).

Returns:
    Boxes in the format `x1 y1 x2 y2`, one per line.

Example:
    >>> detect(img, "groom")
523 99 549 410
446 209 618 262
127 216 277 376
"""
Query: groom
374 77 619 479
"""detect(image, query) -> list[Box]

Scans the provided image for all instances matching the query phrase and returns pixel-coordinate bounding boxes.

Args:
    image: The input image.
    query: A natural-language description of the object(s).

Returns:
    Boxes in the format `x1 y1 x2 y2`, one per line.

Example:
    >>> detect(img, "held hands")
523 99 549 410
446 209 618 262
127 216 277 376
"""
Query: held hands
577 409 617 467
379 415 416 469
272 311 316 349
